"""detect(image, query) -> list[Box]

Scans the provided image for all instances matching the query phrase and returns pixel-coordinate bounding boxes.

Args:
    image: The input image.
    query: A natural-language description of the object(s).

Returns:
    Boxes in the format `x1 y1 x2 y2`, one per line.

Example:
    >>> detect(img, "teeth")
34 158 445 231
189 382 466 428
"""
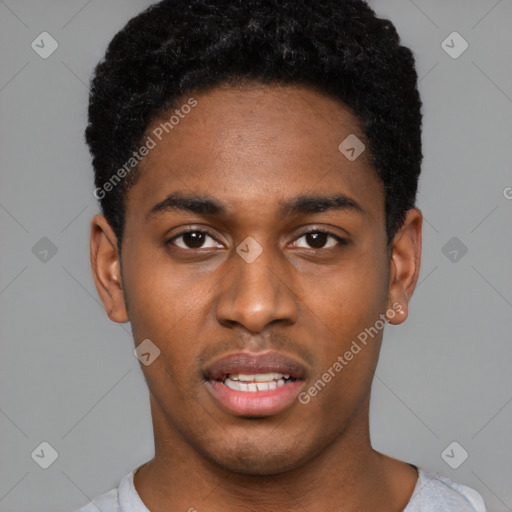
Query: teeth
221 372 296 392
229 372 285 382
224 378 287 392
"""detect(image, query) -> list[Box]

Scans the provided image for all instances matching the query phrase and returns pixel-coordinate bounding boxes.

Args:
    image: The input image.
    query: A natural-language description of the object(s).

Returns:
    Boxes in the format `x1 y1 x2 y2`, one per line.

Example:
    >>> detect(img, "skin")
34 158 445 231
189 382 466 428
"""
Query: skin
90 83 422 512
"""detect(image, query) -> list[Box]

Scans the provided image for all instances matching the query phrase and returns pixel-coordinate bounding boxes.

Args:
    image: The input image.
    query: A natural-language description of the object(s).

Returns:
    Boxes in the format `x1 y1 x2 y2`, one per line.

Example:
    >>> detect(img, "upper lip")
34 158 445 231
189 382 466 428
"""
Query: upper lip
204 351 307 381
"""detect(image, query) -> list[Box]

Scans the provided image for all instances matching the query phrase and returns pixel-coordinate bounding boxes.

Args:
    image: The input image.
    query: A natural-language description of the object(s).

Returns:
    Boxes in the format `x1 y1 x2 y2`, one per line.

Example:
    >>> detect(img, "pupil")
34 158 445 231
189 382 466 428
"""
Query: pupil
307 232 327 249
184 231 205 248
181 232 329 249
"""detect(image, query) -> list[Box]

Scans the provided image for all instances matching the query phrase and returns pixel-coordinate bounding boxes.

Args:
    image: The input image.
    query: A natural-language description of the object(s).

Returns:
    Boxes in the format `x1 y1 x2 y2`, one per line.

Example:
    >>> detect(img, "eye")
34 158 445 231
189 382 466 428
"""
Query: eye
292 230 348 250
166 227 348 252
167 229 222 250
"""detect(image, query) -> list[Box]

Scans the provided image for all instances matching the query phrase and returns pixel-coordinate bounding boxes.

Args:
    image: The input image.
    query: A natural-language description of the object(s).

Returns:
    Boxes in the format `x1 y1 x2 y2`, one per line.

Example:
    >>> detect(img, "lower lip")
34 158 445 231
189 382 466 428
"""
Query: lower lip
206 379 304 416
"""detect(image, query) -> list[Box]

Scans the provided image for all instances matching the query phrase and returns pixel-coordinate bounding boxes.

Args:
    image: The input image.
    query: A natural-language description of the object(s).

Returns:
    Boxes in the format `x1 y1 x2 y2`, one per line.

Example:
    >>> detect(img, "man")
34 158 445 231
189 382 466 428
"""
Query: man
77 0 487 510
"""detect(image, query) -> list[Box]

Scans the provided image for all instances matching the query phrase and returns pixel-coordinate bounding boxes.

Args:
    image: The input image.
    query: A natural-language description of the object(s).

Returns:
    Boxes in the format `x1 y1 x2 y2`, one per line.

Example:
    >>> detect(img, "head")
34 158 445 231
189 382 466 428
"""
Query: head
88 0 423 475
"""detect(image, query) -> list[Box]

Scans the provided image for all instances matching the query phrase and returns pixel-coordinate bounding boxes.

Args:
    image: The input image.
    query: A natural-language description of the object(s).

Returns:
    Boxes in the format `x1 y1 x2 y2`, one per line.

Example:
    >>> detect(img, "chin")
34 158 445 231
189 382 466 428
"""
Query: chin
216 453 304 476
202 435 313 476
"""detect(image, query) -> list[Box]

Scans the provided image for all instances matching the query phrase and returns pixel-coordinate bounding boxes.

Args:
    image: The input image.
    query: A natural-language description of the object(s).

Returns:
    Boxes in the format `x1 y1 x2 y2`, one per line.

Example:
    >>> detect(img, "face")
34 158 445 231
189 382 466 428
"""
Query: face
90 83 422 476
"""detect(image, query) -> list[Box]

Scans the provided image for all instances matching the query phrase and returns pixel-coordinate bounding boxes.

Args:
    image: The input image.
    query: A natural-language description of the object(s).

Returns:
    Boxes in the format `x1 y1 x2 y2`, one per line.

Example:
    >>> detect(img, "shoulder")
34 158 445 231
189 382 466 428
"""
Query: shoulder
73 464 149 512
73 487 119 512
405 468 487 512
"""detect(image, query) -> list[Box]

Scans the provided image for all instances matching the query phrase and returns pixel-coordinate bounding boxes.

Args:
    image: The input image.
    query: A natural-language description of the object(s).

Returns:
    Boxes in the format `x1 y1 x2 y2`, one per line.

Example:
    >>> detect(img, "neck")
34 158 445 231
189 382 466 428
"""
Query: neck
134 394 416 512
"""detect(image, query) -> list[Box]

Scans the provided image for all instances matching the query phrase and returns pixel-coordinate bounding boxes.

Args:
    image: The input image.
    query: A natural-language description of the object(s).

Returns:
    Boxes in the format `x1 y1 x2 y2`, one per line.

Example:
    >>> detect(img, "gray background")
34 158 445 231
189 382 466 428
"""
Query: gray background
0 1 511 511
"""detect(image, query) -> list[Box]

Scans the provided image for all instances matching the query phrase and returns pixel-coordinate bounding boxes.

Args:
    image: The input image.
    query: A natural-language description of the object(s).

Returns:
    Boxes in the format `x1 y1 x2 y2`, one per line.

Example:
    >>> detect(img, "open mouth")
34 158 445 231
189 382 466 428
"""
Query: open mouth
221 372 297 392
203 352 306 416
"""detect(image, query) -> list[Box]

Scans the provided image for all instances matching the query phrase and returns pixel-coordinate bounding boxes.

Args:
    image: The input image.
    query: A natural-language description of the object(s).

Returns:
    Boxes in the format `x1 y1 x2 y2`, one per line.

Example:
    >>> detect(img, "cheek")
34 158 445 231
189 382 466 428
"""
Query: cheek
310 253 388 329
303 280 385 419
303 249 389 389
123 249 212 378
123 244 195 330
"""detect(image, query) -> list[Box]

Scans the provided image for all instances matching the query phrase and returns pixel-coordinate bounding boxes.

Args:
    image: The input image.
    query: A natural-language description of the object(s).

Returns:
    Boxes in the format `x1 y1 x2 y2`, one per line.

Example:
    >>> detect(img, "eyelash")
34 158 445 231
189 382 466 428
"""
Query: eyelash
166 227 348 251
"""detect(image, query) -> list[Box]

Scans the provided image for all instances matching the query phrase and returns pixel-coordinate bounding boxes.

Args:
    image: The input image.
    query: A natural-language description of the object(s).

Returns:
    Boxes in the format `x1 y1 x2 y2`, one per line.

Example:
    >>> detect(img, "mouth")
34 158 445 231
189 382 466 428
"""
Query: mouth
203 351 306 416
222 372 296 391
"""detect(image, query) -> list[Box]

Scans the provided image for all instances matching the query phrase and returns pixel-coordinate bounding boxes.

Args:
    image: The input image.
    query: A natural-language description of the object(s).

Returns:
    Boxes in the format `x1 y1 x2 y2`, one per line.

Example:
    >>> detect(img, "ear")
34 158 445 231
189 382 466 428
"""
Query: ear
90 214 129 323
386 208 422 325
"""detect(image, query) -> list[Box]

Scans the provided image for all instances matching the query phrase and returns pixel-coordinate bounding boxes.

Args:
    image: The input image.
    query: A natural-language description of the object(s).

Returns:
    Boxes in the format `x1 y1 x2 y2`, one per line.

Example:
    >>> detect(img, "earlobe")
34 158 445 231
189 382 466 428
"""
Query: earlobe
89 214 129 323
386 208 423 326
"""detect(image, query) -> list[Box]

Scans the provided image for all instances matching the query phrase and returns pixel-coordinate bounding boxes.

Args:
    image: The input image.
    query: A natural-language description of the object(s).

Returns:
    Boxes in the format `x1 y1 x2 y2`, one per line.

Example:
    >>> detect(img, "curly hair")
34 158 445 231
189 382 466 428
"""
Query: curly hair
86 0 423 249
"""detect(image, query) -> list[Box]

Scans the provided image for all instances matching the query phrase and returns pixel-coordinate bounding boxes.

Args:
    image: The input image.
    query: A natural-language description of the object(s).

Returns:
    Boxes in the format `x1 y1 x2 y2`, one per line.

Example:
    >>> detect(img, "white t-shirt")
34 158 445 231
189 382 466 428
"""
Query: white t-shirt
75 463 487 512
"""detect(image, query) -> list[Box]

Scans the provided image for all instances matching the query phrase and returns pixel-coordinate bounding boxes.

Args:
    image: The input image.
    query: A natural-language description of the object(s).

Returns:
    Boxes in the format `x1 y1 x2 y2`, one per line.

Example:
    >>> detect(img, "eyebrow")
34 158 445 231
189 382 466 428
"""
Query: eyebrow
145 191 364 221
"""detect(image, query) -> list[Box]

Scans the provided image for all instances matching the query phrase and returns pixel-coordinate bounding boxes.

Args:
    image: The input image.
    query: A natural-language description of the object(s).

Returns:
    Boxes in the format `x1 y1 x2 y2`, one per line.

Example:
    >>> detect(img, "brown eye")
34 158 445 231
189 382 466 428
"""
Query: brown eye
294 230 347 250
167 229 221 250
305 232 329 249
181 231 206 249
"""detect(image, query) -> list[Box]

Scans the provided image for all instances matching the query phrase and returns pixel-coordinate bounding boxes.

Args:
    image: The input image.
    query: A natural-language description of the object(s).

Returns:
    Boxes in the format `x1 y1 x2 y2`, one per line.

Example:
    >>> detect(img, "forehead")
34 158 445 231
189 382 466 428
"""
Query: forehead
125 83 384 223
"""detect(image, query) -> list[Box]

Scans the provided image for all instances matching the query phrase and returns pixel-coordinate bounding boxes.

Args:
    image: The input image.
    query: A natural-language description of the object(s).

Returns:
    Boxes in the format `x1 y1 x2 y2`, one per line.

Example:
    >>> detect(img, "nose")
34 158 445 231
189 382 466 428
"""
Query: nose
215 241 299 333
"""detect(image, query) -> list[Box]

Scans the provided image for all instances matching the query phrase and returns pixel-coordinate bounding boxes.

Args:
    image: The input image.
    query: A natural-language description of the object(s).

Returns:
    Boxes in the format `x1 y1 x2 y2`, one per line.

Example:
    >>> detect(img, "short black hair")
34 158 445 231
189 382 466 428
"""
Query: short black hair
86 0 423 249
